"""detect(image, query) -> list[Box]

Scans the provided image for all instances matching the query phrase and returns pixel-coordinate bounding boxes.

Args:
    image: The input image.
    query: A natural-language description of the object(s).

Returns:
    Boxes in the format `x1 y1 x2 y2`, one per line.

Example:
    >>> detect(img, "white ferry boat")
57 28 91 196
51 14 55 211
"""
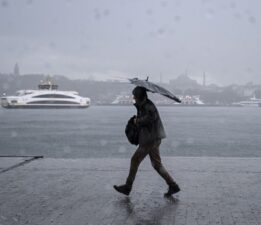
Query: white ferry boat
111 94 204 106
112 94 133 105
1 79 91 109
178 95 204 105
234 96 261 107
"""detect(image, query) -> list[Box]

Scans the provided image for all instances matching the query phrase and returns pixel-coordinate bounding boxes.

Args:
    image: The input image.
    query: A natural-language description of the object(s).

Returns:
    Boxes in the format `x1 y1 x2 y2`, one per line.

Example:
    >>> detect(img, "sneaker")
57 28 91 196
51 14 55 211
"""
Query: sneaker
164 183 180 196
113 184 131 196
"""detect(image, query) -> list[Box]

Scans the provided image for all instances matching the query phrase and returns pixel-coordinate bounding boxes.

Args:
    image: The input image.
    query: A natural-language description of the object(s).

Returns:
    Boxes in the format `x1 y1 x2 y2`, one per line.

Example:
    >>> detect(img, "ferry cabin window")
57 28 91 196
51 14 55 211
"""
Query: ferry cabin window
38 84 58 90
28 101 78 104
32 94 75 99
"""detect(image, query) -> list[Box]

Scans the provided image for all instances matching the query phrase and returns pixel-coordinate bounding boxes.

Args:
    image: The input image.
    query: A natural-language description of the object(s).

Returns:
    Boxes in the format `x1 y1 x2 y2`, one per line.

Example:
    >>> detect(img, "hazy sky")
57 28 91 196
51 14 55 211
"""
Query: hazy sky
0 0 260 85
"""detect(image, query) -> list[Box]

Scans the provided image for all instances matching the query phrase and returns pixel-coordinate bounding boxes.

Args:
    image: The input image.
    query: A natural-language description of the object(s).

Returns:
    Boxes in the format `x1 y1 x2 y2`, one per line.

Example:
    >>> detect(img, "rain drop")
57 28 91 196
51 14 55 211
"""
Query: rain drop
12 217 18 222
1 0 8 7
0 215 7 221
248 16 256 24
26 0 33 5
234 13 242 20
146 9 153 16
157 28 165 36
230 1 236 9
246 67 253 74
174 15 181 22
161 1 167 7
49 42 56 49
164 52 172 59
103 9 110 17
93 8 101 21
126 22 133 30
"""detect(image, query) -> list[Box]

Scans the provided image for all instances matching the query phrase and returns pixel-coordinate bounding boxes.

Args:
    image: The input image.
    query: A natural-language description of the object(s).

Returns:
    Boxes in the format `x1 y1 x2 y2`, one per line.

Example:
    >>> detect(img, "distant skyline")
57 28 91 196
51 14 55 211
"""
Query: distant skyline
0 0 260 85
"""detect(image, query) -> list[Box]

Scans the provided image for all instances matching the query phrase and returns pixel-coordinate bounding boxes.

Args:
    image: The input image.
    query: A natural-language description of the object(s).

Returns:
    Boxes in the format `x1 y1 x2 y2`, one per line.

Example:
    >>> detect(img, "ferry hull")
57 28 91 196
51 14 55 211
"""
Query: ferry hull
0 78 91 109
1 104 90 109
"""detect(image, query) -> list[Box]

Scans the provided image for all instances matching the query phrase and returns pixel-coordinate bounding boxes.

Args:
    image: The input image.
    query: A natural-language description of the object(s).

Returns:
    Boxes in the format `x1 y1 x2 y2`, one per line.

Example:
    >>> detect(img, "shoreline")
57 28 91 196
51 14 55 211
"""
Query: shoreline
95 103 245 107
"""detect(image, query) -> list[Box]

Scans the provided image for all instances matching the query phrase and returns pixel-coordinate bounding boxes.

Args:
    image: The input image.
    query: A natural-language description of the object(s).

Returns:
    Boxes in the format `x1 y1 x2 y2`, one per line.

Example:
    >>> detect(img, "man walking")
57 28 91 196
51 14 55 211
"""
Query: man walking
114 86 180 197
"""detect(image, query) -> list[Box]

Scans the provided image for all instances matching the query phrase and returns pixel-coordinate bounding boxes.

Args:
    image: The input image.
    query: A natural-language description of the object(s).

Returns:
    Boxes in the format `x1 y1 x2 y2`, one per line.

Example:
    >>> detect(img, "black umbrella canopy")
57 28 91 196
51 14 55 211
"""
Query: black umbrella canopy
129 77 181 103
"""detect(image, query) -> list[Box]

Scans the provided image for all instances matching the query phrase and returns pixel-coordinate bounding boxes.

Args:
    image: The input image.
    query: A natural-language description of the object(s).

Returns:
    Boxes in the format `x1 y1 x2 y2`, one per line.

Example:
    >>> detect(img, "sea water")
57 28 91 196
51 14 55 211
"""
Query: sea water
0 106 260 158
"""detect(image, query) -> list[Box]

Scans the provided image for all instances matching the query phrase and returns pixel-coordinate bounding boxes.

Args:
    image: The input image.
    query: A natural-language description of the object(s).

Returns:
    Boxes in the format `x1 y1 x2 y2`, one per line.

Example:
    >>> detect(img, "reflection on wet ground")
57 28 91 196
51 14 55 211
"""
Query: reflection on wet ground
109 196 179 225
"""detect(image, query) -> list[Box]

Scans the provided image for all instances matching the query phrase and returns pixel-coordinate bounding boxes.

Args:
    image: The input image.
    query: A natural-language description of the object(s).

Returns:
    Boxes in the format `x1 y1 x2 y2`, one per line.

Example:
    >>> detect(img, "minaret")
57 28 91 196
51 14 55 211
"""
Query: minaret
203 72 206 87
14 63 20 76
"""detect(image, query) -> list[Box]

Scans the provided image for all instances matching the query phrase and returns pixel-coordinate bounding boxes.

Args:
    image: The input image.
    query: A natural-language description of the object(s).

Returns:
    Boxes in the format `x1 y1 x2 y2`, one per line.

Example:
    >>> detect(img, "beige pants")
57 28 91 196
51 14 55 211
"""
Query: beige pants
126 139 175 187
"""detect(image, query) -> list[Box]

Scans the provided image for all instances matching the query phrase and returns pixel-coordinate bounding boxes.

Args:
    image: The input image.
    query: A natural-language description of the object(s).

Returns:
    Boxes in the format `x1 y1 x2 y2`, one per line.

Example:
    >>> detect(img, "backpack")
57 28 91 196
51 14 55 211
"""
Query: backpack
125 115 139 145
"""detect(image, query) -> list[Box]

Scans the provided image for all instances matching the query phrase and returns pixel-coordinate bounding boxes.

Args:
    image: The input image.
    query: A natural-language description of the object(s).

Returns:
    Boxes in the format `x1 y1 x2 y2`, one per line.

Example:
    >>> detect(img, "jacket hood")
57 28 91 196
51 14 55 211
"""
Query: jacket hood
132 86 148 104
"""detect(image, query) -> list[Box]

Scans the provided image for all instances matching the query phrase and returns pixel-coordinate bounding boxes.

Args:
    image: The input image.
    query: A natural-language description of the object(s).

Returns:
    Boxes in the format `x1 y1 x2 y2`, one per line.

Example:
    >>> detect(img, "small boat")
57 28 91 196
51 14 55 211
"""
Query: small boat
1 78 90 109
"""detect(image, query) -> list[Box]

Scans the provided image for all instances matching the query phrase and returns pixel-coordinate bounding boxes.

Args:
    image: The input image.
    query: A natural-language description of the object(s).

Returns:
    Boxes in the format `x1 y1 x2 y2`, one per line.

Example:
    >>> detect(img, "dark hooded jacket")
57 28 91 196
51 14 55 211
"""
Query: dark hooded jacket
134 98 166 146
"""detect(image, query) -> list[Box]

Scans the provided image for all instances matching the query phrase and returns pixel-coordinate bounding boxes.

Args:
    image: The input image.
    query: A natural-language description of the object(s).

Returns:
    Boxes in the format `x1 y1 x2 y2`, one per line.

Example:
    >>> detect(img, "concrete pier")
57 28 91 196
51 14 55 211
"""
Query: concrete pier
0 157 261 225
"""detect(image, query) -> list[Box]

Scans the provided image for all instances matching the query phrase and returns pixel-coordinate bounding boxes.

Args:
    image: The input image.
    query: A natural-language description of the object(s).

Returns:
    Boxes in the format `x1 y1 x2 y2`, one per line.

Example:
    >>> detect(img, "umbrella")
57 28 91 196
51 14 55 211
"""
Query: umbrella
129 77 181 103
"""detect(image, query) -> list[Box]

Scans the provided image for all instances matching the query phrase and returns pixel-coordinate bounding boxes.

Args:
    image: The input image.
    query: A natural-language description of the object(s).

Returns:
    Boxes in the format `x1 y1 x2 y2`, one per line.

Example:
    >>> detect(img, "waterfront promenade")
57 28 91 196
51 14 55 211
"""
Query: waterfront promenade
1 156 261 225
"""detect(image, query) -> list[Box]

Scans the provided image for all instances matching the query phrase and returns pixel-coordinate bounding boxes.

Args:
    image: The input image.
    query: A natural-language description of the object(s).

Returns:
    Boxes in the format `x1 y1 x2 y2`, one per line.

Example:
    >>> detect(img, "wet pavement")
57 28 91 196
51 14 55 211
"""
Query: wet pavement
0 157 261 225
